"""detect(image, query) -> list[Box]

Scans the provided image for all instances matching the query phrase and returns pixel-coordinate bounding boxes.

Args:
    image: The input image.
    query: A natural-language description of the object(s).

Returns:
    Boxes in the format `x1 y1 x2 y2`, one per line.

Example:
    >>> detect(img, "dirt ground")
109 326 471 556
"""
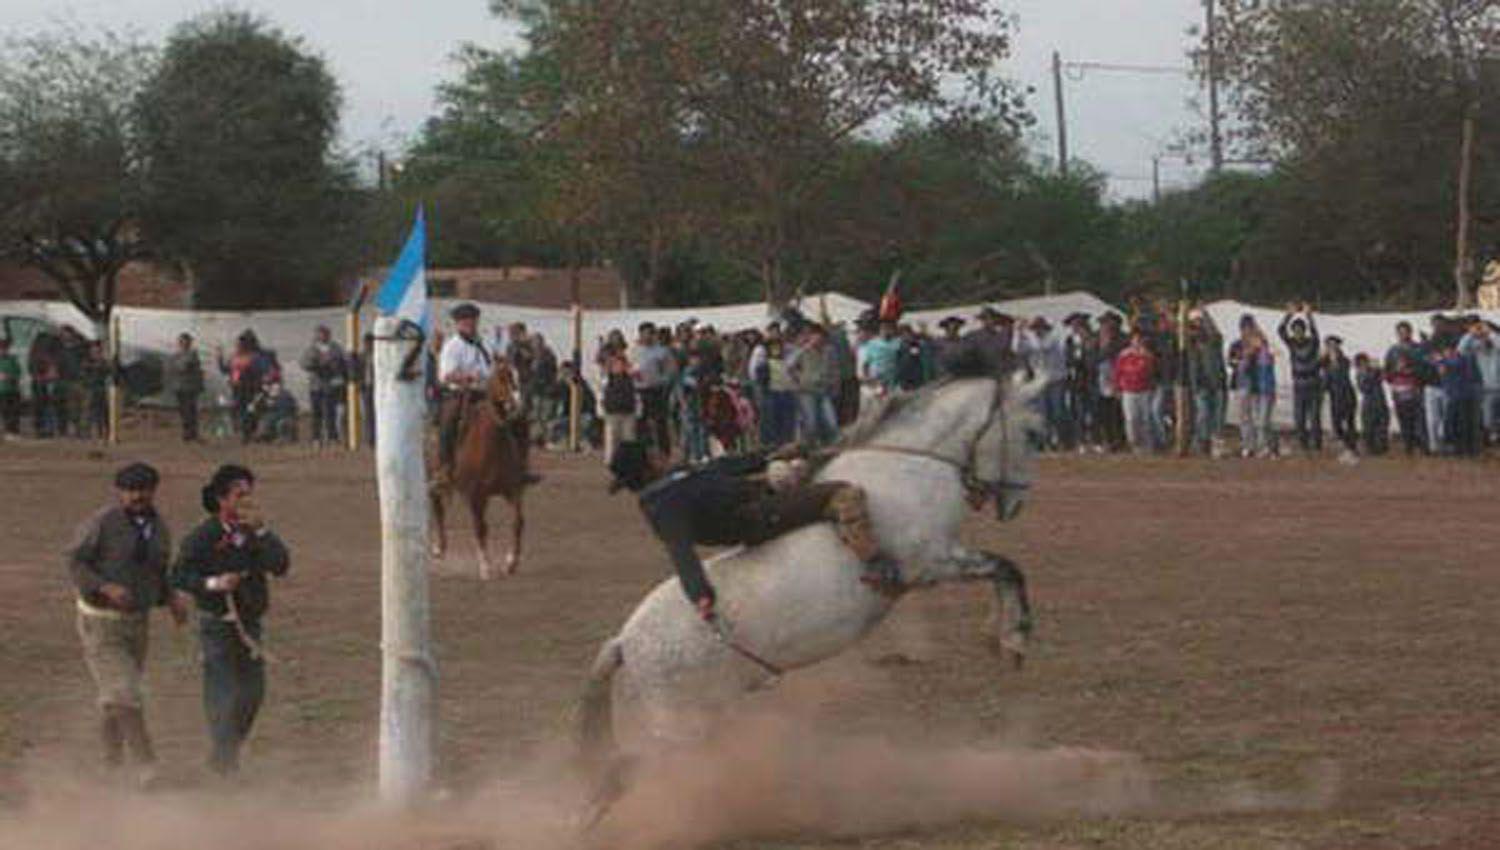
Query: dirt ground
1 429 1497 849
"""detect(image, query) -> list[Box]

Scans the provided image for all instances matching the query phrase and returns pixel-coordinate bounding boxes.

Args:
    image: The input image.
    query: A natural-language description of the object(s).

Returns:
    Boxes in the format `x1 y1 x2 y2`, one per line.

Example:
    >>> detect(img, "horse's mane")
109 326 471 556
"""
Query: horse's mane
838 347 1003 448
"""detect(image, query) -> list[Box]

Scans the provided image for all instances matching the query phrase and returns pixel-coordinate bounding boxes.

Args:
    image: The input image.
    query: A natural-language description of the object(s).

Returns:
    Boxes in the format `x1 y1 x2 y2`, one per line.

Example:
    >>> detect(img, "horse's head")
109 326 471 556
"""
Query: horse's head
485 361 522 422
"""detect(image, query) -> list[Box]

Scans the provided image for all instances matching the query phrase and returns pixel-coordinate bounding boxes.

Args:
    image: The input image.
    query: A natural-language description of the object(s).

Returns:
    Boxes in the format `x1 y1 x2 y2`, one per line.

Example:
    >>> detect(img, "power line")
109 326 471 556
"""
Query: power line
1063 61 1192 77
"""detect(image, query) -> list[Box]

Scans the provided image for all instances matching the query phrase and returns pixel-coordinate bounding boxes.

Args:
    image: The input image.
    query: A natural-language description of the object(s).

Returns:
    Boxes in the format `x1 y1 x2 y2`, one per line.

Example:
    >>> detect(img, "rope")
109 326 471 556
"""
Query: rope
224 592 276 664
706 614 783 678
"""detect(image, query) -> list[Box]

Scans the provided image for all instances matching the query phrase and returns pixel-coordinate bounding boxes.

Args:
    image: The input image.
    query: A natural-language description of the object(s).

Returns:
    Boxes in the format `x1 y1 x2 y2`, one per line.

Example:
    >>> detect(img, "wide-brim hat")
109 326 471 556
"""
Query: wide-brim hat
977 306 1014 323
450 302 481 320
1029 316 1052 330
1063 312 1090 326
938 315 966 329
1099 312 1123 326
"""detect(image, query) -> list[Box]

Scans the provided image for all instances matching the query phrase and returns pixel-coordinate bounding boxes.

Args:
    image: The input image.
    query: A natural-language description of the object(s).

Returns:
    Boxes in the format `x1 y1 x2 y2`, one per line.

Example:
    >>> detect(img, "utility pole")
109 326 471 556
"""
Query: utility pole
1152 156 1162 204
1455 104 1477 309
1052 51 1069 177
1205 0 1224 172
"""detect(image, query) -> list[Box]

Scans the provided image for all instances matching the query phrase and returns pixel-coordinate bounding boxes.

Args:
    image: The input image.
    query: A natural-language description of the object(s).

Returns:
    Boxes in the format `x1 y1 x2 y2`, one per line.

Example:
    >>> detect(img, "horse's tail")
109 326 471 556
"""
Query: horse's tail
577 636 624 772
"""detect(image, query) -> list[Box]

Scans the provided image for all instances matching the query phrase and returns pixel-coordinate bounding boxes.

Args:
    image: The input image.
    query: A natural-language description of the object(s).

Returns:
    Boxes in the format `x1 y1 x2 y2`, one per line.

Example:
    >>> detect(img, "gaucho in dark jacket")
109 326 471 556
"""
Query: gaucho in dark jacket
171 464 290 776
607 442 893 621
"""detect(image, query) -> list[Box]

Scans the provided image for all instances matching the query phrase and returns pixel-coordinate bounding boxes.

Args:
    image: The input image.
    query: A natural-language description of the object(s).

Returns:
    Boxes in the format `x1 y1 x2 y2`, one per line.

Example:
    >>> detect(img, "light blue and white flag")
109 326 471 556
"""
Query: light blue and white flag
374 208 429 330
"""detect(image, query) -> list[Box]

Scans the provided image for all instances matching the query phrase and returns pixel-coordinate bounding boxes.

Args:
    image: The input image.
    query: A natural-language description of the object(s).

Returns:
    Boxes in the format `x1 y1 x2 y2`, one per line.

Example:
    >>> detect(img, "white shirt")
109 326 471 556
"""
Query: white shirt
438 334 493 387
1018 329 1067 381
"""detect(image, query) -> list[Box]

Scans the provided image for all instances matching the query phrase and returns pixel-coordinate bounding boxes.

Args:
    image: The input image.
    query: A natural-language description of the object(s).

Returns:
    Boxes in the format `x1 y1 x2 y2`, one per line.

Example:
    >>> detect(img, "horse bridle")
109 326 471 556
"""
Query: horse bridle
858 377 1031 505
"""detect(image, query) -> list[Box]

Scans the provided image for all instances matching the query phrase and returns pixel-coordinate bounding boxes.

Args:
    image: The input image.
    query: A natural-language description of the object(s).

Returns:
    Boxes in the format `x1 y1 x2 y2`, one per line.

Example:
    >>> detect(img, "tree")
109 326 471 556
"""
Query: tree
1205 0 1500 306
0 29 156 334
497 0 1028 304
135 10 366 309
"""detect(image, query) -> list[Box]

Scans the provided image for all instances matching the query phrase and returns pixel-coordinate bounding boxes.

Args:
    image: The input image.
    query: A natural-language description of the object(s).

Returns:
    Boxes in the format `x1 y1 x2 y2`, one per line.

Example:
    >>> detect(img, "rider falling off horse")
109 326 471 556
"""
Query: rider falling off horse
607 441 901 621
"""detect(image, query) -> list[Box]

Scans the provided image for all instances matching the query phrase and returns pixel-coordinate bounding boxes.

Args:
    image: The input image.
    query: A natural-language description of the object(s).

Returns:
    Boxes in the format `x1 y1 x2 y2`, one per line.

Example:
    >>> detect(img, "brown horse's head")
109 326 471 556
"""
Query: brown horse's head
486 360 522 423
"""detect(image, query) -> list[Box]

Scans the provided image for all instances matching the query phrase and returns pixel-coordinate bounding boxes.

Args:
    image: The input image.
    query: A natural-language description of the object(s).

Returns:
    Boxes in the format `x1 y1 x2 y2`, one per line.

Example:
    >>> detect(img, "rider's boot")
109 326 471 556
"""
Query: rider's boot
827 486 902 593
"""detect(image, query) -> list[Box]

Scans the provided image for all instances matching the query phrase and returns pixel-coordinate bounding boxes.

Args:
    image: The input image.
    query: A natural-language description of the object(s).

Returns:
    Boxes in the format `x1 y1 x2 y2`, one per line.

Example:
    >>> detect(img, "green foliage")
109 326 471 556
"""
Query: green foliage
0 28 156 324
1205 0 1500 306
135 9 367 308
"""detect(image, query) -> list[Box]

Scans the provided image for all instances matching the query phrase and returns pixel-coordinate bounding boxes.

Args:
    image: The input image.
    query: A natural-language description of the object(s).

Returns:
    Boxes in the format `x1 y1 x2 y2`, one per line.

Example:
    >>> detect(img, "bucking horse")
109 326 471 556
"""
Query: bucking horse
577 361 1045 825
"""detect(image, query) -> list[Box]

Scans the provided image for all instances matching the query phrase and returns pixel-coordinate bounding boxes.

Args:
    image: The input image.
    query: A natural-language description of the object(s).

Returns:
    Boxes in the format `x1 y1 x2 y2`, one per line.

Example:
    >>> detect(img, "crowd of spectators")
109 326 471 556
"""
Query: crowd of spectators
3 301 1497 461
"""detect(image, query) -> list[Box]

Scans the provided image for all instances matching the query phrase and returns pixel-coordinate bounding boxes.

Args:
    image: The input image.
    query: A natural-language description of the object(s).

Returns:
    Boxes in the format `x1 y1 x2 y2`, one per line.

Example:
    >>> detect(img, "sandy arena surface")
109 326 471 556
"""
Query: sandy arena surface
1 430 1497 849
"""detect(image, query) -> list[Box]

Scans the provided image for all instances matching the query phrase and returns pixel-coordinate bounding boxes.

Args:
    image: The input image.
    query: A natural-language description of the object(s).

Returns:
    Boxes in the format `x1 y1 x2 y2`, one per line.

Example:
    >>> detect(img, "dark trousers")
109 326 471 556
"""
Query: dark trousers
639 386 672 455
1393 395 1426 454
1292 381 1323 450
199 617 265 774
177 391 200 441
310 389 341 443
1446 395 1480 456
88 388 107 438
438 390 483 470
0 391 18 434
1360 401 1389 455
1096 396 1125 451
1329 389 1357 452
233 386 258 444
31 380 57 436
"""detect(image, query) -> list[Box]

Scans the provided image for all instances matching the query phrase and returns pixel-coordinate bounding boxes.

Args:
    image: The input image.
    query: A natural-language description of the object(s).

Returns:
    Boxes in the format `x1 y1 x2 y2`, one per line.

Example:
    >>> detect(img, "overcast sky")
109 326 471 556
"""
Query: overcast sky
5 0 1210 199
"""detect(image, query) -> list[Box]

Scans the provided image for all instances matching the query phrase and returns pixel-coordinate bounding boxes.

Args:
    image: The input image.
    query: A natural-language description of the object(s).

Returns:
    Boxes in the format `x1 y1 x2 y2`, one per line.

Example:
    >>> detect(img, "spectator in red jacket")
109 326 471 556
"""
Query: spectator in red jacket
1116 329 1158 455
1115 330 1159 454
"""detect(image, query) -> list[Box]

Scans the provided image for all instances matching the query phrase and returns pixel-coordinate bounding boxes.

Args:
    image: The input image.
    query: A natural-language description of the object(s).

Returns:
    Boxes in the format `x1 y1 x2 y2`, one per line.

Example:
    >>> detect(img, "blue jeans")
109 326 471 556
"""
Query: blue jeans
766 391 798 447
1424 386 1446 452
681 412 708 462
1193 388 1224 452
796 391 838 447
199 617 265 775
1041 380 1071 449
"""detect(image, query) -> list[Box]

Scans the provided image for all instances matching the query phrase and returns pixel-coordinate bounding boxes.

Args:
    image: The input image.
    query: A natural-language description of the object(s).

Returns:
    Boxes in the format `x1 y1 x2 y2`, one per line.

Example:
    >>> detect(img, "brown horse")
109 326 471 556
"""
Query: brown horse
429 361 534 579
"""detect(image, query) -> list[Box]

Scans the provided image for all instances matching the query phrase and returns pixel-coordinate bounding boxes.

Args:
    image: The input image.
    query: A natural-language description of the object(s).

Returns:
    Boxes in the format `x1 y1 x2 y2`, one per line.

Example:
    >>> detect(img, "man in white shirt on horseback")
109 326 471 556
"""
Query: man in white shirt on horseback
437 302 494 480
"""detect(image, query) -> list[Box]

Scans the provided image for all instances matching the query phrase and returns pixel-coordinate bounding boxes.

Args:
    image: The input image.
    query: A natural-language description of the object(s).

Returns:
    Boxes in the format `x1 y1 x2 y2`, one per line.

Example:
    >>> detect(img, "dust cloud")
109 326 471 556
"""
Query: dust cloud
0 711 1151 850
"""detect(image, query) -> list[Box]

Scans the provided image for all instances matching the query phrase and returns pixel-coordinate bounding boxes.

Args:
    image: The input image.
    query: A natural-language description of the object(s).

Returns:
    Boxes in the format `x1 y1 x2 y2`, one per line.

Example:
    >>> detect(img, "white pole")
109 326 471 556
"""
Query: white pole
373 315 436 803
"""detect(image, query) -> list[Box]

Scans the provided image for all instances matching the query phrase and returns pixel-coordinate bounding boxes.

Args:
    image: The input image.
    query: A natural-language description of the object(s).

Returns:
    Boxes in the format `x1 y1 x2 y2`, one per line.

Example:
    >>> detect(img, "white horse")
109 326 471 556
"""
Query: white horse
577 368 1044 811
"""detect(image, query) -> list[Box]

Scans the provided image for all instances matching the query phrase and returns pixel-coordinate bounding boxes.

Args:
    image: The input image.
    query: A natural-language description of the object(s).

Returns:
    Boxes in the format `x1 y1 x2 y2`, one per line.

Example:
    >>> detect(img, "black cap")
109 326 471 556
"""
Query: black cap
938 315 966 329
450 302 481 320
1326 335 1344 345
1063 312 1091 326
114 462 160 491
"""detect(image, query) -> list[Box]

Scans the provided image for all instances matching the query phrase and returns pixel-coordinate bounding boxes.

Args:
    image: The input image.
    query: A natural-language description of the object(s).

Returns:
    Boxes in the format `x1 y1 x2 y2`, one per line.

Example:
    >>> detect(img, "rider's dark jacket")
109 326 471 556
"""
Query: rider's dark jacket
636 450 777 605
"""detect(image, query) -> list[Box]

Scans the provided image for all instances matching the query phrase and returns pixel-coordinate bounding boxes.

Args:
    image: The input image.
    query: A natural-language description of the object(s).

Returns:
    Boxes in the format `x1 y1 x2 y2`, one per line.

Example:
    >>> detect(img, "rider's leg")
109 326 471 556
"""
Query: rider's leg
437 394 461 476
755 482 898 586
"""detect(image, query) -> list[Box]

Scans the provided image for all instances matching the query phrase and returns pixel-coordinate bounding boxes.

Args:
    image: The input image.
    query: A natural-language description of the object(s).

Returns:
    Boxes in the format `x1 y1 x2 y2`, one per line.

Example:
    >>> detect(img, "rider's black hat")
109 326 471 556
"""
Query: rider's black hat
450 302 481 320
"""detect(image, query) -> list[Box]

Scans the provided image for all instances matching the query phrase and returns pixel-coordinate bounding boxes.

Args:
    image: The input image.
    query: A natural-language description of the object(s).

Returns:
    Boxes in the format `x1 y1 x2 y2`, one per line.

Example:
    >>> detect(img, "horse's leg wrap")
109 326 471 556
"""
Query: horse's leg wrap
825 484 881 562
